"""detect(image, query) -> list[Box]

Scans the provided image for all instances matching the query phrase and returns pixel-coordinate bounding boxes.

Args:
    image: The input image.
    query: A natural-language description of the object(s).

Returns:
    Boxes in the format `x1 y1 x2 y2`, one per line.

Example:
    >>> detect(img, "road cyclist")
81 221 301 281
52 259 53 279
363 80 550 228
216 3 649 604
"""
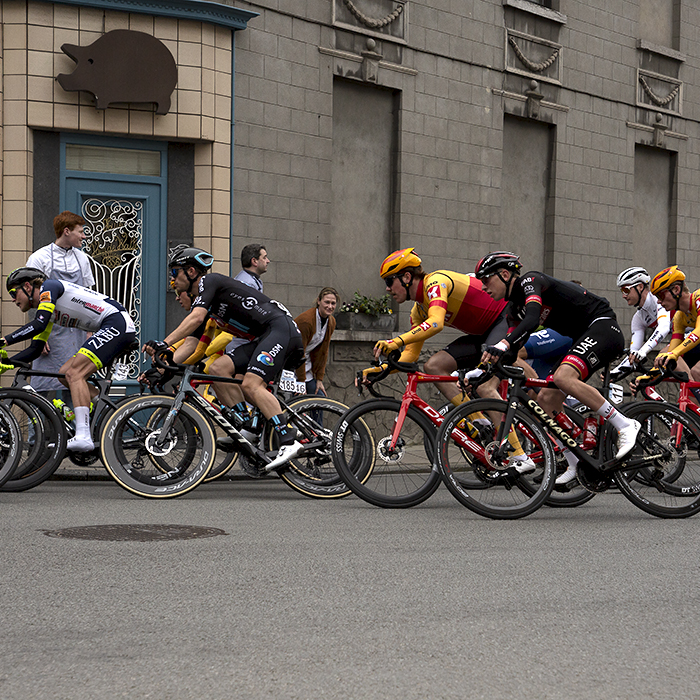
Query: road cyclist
362 247 536 476
476 251 641 487
0 266 137 453
610 266 671 380
649 265 700 384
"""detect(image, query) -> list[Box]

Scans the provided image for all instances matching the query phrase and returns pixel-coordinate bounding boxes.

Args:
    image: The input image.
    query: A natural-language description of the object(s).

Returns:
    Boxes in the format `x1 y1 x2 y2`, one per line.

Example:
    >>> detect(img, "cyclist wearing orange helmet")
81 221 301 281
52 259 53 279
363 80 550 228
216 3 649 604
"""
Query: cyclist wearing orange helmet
371 248 509 390
367 247 536 473
651 265 700 380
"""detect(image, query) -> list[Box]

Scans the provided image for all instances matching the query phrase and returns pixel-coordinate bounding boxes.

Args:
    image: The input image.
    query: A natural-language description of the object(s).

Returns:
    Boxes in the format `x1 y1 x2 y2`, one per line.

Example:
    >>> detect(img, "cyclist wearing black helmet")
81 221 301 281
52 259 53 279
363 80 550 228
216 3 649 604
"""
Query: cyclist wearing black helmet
475 252 640 485
144 257 305 472
1 266 136 451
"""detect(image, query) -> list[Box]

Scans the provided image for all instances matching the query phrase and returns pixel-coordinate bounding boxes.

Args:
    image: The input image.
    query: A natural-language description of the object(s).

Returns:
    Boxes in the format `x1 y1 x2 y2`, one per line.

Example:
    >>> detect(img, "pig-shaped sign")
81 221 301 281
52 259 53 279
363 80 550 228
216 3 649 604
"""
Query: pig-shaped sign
57 30 177 115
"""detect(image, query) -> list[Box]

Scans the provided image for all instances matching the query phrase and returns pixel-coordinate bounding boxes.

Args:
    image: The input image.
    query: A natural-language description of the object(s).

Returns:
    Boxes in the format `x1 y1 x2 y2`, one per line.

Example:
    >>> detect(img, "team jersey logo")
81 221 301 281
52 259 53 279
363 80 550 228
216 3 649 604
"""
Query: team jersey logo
427 284 440 300
40 291 52 302
257 352 275 367
243 296 258 310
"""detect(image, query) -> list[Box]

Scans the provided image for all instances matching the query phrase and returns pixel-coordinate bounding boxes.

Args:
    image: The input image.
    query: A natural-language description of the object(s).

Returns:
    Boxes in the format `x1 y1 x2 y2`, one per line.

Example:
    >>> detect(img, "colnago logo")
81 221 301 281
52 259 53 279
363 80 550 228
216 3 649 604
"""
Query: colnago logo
70 296 104 314
527 399 578 448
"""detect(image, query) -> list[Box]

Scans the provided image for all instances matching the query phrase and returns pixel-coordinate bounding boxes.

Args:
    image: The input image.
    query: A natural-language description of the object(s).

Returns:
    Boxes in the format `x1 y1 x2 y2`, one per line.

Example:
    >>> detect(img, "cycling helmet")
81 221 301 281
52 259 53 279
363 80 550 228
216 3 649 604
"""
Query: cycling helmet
650 265 685 296
616 267 650 288
380 248 422 279
6 267 45 293
474 251 522 280
168 244 214 271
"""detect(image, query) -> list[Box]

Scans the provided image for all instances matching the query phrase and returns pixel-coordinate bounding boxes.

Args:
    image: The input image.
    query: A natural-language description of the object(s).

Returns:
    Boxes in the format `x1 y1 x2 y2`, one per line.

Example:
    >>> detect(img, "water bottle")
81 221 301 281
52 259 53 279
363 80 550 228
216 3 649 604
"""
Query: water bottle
554 411 581 440
53 398 75 422
582 416 598 450
112 362 130 381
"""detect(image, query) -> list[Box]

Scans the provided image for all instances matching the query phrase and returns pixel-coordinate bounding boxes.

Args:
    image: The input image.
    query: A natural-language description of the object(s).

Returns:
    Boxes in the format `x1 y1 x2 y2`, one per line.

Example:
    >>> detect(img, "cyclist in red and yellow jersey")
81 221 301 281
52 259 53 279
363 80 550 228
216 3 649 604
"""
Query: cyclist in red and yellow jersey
367 248 508 399
364 248 535 473
651 265 700 381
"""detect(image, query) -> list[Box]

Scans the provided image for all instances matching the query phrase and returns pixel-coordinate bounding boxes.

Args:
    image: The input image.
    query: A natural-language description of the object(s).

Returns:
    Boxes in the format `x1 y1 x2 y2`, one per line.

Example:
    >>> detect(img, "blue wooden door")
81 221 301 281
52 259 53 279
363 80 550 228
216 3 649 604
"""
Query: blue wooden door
61 138 167 376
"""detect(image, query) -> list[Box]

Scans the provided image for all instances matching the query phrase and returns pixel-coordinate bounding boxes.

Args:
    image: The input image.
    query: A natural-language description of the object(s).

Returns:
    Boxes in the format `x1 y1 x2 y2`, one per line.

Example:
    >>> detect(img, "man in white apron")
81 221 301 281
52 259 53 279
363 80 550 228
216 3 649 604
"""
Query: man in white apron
25 211 95 396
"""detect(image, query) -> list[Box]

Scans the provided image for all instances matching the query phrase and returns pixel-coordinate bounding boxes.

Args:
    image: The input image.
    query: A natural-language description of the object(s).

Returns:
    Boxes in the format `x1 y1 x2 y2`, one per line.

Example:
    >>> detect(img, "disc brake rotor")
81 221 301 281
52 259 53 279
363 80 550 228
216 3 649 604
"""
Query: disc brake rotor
145 429 177 457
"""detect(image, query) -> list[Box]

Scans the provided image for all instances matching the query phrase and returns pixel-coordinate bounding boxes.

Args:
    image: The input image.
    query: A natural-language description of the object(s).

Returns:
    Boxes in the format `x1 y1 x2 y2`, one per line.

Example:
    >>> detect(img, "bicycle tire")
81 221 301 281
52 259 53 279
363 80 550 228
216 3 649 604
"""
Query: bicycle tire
614 401 700 518
435 398 556 519
267 396 372 499
100 395 215 498
332 398 440 508
0 390 67 492
0 404 22 487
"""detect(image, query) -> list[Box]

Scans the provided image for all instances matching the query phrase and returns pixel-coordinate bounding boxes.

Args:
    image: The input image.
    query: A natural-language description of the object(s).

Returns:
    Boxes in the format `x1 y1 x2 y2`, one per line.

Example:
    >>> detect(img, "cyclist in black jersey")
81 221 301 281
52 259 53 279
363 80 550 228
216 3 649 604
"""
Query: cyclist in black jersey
145 266 305 471
475 251 640 485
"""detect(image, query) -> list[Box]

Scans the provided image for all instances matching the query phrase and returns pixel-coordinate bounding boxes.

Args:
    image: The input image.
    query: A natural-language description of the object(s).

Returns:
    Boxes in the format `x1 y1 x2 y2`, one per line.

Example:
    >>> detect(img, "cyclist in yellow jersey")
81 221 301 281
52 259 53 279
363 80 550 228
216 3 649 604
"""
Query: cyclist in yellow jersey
650 265 700 381
364 247 535 474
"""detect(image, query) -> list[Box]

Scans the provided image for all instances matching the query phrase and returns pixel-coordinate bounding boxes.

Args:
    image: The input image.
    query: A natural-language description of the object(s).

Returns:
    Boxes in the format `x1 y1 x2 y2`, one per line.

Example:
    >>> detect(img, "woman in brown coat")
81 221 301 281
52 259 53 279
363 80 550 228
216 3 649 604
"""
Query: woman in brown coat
294 287 339 396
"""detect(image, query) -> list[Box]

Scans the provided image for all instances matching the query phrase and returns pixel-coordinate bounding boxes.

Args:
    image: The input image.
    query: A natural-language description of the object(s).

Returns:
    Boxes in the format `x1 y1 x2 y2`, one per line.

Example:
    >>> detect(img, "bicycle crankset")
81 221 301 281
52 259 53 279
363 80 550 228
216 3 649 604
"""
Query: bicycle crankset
576 462 614 493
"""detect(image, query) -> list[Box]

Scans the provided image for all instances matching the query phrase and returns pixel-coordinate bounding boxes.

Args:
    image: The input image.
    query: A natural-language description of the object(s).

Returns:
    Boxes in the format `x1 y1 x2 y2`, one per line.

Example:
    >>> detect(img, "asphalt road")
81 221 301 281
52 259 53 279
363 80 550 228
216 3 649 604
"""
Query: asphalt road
1 478 698 700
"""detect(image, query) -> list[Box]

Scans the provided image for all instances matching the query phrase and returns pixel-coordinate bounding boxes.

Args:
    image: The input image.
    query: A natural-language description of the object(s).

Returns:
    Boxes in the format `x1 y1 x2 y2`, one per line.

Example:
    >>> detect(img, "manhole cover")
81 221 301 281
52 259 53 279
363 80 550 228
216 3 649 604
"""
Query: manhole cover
41 524 229 541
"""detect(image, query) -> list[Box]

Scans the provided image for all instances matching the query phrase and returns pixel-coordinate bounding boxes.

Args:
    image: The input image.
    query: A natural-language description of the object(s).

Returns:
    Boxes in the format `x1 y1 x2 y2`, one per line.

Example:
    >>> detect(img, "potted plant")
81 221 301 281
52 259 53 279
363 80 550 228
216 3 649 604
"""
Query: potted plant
335 292 396 331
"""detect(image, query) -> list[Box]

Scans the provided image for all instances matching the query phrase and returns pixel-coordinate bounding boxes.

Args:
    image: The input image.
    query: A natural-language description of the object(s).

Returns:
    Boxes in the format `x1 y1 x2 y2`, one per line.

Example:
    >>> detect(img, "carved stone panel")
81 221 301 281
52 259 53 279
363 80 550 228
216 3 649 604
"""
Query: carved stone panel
334 0 406 43
505 29 561 85
637 69 682 115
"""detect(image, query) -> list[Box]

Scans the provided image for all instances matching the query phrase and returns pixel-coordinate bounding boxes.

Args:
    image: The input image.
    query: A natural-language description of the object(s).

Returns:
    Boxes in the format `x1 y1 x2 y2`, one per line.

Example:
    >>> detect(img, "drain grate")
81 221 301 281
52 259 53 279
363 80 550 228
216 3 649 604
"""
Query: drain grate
42 524 229 541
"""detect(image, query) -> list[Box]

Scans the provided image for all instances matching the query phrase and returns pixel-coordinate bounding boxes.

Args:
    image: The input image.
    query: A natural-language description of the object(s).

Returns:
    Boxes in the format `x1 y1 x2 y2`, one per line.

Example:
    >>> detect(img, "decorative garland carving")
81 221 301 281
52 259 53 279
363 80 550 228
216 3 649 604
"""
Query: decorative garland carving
639 75 680 107
508 35 559 73
342 0 404 29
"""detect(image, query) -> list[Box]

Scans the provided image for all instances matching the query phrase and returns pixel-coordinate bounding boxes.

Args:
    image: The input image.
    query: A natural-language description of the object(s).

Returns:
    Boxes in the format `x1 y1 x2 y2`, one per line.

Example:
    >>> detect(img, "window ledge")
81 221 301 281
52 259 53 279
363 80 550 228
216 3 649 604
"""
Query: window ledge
636 40 685 63
503 0 566 25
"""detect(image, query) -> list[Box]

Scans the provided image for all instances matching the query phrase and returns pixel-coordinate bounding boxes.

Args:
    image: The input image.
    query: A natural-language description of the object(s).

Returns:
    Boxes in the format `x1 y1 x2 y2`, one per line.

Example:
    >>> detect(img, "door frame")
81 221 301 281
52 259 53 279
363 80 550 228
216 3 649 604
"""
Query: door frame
59 133 169 346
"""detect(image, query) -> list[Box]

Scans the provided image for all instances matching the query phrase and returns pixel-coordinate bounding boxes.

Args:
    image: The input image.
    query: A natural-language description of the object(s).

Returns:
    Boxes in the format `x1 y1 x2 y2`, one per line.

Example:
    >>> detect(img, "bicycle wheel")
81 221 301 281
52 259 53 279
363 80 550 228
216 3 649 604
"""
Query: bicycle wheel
614 401 700 518
100 395 216 498
0 404 22 487
0 390 67 491
435 398 556 519
332 398 440 508
267 396 371 499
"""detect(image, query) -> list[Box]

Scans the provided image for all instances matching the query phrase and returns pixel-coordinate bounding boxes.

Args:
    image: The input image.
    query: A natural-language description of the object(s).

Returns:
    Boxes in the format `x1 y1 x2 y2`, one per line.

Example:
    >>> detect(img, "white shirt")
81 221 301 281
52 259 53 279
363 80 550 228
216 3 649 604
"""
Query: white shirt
26 242 95 288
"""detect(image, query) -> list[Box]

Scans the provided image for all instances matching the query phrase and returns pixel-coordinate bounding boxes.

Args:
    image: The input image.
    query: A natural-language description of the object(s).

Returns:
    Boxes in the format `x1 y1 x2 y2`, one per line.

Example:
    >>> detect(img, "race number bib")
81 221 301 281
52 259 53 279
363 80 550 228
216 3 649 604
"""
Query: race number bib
279 370 306 394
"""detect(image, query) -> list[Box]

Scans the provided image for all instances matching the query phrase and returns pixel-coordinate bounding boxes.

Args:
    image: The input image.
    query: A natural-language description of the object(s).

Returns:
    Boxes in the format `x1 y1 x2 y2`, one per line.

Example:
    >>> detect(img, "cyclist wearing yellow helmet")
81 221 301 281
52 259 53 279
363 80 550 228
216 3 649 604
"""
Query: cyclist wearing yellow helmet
367 247 536 473
651 265 700 380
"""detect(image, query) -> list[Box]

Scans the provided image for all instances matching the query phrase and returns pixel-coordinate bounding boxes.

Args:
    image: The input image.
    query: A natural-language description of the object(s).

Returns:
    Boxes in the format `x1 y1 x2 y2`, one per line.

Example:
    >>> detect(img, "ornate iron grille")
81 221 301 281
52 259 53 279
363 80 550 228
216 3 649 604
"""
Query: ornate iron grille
81 198 143 377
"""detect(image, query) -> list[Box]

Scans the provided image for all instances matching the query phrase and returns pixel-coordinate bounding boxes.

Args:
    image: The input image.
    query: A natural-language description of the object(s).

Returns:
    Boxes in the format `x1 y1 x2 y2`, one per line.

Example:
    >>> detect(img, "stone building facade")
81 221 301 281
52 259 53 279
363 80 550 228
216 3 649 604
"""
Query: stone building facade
0 0 698 401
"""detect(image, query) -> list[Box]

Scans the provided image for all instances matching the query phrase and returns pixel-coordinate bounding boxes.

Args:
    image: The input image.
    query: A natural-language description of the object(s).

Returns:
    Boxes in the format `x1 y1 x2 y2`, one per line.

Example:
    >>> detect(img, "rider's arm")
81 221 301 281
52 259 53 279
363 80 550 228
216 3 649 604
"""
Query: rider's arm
163 306 209 348
636 303 672 360
503 275 543 349
1 280 62 348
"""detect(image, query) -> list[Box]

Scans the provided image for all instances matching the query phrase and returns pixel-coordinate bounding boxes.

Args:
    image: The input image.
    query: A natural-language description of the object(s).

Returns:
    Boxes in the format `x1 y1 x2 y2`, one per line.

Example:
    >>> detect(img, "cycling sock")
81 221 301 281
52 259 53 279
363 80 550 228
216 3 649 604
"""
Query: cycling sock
271 412 295 446
596 399 631 430
73 405 91 439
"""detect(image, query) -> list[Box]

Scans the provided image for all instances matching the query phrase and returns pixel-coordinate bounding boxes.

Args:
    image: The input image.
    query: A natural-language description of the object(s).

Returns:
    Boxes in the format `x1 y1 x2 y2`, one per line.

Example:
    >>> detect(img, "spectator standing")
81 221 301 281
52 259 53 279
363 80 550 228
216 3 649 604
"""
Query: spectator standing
294 287 339 396
227 244 270 354
25 211 95 394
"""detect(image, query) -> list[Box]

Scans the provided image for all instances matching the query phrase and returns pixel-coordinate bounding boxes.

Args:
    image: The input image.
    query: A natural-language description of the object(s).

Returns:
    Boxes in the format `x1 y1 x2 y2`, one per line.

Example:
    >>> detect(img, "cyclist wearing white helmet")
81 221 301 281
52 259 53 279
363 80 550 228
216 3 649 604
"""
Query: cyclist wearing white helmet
610 266 671 379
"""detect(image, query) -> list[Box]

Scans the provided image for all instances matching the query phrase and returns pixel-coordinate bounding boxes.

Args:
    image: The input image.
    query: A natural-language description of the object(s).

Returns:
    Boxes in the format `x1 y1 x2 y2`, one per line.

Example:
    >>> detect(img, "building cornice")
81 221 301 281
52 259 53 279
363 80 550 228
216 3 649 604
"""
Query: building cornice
33 0 258 30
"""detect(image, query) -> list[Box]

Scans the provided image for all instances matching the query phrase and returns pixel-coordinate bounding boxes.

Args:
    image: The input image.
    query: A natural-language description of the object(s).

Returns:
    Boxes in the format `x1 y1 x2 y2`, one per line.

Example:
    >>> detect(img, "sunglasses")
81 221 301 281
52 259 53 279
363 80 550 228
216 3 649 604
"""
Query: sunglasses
383 274 400 287
8 287 18 300
620 285 636 296
170 268 183 279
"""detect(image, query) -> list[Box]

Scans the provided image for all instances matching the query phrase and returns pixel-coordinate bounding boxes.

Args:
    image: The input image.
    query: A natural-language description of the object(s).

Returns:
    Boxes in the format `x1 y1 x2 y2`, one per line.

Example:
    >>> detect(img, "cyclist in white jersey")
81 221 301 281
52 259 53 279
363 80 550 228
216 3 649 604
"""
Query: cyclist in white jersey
610 267 671 379
0 267 136 451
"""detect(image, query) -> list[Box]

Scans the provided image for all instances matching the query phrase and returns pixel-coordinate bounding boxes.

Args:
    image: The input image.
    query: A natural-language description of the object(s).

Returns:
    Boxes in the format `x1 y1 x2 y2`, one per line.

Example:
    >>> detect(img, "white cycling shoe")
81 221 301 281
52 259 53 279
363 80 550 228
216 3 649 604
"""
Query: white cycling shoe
265 440 304 472
67 436 95 452
555 464 578 486
509 455 536 475
616 420 641 460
